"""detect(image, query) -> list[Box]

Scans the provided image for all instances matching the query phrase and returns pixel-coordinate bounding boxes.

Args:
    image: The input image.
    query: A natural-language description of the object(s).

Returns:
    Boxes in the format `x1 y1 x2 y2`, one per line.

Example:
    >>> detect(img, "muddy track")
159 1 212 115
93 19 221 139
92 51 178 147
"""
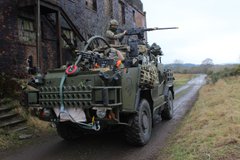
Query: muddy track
1 75 206 160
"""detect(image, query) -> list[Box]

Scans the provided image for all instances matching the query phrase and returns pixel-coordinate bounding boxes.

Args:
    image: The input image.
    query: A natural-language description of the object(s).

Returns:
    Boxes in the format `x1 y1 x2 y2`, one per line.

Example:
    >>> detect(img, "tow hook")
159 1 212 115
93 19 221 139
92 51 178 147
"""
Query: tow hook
90 116 101 131
75 116 100 131
92 121 100 131
76 120 101 131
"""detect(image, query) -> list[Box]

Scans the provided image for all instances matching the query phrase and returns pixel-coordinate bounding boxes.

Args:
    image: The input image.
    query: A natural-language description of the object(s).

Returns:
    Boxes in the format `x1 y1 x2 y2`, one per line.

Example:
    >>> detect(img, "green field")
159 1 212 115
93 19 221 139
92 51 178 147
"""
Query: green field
174 74 196 89
158 76 240 160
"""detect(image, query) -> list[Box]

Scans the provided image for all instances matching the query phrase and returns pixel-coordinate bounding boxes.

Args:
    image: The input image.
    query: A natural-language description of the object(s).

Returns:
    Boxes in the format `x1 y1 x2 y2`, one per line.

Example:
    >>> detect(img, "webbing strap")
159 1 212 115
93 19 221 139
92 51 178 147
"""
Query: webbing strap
60 74 67 112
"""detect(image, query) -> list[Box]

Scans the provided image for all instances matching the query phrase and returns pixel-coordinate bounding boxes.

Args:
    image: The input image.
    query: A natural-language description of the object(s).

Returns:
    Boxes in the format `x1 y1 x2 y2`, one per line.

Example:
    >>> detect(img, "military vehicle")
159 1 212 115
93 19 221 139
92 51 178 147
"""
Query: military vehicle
25 27 175 146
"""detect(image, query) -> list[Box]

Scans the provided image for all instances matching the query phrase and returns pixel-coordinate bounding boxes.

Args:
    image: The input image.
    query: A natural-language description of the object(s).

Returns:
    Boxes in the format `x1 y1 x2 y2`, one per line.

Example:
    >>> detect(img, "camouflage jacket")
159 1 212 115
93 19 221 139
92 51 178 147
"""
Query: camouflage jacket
105 30 125 45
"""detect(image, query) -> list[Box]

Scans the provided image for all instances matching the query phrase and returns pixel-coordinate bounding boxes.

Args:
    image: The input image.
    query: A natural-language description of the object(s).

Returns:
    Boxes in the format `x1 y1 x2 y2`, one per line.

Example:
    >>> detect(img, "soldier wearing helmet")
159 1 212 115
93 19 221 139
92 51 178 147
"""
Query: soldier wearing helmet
106 19 127 45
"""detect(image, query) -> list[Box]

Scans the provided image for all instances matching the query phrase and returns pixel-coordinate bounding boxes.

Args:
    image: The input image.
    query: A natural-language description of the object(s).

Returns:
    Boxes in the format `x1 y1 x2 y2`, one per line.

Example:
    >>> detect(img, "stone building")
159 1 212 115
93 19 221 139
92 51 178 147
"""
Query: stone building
0 0 146 75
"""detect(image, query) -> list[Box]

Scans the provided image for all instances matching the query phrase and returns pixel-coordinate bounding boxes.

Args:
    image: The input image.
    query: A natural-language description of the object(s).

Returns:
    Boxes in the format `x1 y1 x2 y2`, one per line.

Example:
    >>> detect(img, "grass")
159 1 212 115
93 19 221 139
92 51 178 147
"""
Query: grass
27 116 53 133
158 76 240 160
0 129 25 150
0 100 54 151
10 100 53 133
174 86 193 100
174 74 197 89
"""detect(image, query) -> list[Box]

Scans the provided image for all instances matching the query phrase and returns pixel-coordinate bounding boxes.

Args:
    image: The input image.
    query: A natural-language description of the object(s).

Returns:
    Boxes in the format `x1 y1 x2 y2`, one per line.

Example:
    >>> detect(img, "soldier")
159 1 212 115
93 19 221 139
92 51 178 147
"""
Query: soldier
105 19 127 68
106 19 127 45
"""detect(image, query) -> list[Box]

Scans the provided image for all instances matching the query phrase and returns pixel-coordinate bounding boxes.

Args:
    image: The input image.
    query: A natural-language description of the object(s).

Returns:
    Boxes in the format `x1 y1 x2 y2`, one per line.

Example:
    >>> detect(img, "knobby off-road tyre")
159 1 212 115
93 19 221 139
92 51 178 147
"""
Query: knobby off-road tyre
161 91 173 120
56 121 83 141
125 99 152 146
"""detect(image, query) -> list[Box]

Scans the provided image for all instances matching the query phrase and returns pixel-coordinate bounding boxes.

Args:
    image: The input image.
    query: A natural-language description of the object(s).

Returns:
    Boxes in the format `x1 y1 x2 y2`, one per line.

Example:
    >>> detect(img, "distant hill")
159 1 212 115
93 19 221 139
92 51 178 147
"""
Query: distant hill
164 63 199 69
163 63 239 74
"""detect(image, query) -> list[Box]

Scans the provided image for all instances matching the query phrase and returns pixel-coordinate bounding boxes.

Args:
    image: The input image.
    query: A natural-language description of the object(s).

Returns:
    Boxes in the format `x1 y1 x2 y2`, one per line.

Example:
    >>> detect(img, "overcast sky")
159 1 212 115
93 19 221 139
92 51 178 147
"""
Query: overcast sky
141 0 240 64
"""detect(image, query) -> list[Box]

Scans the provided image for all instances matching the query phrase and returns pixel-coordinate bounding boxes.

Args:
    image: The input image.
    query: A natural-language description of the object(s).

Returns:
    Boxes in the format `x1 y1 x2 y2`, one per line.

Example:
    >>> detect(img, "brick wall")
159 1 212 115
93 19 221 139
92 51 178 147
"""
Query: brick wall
0 0 28 77
57 0 145 38
0 0 146 74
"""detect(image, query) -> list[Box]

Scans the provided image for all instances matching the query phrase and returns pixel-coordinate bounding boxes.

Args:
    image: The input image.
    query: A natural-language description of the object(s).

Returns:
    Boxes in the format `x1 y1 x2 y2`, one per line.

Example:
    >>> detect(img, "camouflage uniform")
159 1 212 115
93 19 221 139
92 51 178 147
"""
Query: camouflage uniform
105 19 126 45
108 48 124 61
106 30 125 45
105 20 126 68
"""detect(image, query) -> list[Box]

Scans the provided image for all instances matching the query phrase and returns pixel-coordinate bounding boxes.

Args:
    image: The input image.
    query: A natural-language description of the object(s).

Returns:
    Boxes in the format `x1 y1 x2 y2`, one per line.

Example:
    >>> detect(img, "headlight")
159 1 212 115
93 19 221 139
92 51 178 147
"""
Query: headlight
28 91 39 104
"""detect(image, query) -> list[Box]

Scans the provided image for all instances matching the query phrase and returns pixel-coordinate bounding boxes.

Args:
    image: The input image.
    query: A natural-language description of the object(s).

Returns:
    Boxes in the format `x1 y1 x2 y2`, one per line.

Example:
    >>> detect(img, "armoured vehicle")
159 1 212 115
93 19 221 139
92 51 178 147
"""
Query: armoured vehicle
25 27 175 146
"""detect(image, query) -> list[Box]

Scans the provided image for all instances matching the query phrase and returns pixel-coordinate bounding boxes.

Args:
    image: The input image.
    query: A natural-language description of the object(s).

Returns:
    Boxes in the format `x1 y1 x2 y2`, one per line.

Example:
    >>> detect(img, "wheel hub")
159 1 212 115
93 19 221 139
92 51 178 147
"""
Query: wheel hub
142 114 149 131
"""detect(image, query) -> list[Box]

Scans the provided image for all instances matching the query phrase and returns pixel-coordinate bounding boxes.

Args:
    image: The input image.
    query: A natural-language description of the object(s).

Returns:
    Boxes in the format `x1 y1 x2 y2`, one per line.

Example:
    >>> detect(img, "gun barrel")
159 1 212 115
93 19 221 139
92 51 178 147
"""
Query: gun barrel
155 27 178 30
143 27 178 32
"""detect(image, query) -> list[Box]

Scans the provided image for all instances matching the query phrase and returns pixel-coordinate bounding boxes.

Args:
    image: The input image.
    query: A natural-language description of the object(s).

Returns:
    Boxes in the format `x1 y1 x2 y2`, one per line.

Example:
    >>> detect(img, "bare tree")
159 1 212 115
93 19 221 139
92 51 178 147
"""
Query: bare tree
202 58 214 66
201 58 214 73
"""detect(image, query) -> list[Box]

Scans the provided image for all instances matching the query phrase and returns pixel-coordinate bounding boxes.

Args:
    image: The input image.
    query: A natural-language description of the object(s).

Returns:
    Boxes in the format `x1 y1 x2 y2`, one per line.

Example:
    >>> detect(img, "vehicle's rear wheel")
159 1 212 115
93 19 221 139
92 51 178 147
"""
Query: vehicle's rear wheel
161 91 173 120
56 121 83 141
125 99 152 146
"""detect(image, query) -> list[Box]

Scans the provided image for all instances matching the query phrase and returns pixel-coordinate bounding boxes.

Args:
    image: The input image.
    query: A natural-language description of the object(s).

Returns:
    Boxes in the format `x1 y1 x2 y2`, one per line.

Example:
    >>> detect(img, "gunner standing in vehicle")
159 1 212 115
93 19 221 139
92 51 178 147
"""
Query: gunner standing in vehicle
106 19 127 45
105 19 126 65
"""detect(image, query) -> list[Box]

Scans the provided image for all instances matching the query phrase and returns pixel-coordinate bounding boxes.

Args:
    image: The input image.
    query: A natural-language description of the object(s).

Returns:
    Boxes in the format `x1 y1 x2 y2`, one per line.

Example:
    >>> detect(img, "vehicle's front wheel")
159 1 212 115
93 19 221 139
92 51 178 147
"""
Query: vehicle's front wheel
56 121 83 141
125 99 152 146
161 91 174 120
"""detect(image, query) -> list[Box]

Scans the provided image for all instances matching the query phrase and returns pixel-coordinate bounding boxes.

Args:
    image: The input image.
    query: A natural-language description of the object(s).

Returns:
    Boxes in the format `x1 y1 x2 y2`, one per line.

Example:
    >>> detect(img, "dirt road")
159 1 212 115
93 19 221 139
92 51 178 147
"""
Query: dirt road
1 75 206 160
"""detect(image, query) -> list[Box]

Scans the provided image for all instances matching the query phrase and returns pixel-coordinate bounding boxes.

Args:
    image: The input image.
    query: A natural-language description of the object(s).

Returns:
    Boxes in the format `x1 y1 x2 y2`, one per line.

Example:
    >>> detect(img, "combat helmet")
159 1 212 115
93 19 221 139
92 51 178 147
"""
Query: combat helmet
150 43 163 56
110 19 119 27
